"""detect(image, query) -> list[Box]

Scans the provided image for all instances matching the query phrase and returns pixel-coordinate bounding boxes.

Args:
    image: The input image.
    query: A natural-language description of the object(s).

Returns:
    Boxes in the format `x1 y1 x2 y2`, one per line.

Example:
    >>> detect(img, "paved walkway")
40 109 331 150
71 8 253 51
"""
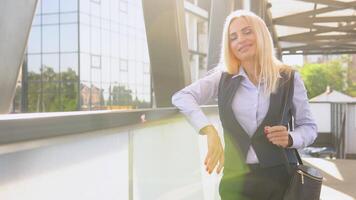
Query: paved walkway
303 158 356 200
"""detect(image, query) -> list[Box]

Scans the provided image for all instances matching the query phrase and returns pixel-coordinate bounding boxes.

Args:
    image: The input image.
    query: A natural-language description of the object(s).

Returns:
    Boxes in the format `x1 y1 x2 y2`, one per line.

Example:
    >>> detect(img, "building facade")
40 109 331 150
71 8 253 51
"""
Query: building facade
13 0 209 113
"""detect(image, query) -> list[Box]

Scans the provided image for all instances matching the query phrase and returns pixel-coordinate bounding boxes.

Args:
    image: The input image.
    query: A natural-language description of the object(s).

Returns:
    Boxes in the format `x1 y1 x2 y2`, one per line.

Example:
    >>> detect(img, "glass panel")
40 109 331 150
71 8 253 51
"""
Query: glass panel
61 53 78 81
28 27 41 54
111 84 132 106
61 82 78 111
91 55 101 68
91 15 101 28
111 58 120 83
60 0 78 12
102 92 111 108
127 4 135 25
101 56 110 83
42 81 59 93
42 92 61 112
42 0 59 13
128 61 135 85
90 83 103 110
60 24 78 52
27 54 42 77
80 80 90 110
42 14 59 25
110 0 119 22
27 84 42 112
91 27 101 55
128 35 135 60
79 13 90 25
102 30 111 56
42 53 60 81
79 0 90 14
91 67 101 83
120 34 128 58
101 0 110 20
60 13 78 23
80 53 90 82
119 0 128 13
110 32 119 58
119 59 128 72
136 62 143 85
90 0 101 17
42 25 59 52
79 24 90 53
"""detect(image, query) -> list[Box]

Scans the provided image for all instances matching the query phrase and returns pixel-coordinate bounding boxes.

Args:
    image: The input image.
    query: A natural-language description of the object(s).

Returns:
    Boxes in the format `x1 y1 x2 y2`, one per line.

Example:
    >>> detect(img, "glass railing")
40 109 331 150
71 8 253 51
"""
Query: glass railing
0 106 221 200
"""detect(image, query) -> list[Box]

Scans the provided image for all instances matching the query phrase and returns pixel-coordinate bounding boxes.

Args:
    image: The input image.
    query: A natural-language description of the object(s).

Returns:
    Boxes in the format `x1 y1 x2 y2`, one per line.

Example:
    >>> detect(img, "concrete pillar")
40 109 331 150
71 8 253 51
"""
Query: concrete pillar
142 0 191 107
0 0 38 114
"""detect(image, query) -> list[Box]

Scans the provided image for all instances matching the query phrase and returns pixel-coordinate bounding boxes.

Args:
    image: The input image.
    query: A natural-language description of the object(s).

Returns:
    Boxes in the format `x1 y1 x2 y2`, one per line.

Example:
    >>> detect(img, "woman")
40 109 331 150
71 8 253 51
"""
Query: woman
172 10 317 200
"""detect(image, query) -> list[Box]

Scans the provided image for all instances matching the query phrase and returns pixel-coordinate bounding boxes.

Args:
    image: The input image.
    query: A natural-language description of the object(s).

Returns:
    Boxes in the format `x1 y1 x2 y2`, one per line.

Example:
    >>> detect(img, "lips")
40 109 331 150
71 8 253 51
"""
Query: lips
238 44 251 52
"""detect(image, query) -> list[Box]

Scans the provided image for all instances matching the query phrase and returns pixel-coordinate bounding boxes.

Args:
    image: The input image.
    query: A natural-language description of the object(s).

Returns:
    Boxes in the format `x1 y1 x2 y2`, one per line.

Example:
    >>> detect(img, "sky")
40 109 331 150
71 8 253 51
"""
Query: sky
282 55 304 67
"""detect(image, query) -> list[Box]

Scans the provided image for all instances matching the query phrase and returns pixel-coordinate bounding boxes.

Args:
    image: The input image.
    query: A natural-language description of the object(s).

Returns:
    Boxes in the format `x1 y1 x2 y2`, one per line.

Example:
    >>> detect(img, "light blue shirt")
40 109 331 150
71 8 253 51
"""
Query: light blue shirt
172 67 317 164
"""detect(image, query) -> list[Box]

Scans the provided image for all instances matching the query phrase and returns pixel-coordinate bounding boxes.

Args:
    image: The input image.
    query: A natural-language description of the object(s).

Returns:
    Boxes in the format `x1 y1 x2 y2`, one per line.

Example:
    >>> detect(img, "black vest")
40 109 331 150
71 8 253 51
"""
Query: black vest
218 70 297 170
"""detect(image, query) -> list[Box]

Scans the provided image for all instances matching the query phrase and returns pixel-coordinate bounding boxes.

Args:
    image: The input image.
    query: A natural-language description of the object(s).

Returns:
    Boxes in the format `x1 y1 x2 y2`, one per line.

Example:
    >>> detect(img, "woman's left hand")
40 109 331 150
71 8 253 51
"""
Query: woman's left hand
264 126 292 148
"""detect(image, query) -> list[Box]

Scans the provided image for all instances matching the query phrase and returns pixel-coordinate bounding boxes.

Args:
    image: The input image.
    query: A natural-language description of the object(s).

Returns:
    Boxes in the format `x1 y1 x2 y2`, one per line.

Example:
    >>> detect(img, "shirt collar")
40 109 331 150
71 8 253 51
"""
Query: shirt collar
232 67 248 79
231 67 284 80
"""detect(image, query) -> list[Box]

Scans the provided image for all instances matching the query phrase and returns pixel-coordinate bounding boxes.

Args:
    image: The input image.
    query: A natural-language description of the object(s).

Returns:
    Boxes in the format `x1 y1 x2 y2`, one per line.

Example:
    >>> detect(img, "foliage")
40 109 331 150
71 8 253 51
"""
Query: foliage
298 59 351 99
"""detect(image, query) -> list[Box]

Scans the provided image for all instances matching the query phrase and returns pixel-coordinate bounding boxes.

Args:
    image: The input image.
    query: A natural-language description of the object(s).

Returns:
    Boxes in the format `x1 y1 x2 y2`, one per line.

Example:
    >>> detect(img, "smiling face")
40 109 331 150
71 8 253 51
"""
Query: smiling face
228 17 257 62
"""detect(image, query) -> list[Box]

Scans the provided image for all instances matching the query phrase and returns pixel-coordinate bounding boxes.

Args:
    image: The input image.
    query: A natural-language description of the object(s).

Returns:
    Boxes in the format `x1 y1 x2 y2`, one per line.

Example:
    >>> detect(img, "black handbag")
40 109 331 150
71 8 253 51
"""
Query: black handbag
282 150 323 200
281 70 323 200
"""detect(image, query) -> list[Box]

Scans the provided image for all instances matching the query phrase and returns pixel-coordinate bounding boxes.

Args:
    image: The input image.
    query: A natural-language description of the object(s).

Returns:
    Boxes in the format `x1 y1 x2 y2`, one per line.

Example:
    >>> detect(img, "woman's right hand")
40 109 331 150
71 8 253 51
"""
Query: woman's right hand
200 125 224 174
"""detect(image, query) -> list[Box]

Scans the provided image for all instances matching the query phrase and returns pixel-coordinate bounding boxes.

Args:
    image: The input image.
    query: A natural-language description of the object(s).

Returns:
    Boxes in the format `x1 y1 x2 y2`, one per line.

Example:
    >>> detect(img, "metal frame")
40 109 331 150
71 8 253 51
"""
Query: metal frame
270 0 356 55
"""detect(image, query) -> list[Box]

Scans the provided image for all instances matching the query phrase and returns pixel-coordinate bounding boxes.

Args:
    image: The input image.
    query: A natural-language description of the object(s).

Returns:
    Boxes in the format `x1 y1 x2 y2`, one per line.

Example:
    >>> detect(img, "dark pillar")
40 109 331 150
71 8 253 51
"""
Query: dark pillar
206 0 236 70
142 0 191 107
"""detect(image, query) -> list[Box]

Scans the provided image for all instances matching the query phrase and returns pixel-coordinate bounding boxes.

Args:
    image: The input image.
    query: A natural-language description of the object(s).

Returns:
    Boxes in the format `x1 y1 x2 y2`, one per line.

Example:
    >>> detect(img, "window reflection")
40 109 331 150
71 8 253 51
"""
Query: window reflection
42 25 59 52
60 24 78 52
23 0 153 112
27 54 42 74
42 14 59 25
42 0 59 13
60 13 78 23
28 27 41 53
60 0 78 12
61 53 78 75
42 53 60 81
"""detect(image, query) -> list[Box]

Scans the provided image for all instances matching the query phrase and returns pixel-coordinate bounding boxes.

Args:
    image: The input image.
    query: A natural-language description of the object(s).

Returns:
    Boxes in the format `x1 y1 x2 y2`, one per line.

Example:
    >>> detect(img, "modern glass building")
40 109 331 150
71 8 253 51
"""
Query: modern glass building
13 0 209 113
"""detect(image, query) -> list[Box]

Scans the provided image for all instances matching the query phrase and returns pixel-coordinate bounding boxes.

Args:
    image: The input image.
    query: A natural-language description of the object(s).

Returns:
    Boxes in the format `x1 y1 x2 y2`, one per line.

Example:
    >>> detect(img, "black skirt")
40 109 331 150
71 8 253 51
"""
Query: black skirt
219 164 296 200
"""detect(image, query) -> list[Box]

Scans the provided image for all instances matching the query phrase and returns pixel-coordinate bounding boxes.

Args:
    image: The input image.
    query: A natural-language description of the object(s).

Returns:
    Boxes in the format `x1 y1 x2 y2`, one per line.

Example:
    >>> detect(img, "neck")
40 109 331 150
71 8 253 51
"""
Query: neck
241 60 260 85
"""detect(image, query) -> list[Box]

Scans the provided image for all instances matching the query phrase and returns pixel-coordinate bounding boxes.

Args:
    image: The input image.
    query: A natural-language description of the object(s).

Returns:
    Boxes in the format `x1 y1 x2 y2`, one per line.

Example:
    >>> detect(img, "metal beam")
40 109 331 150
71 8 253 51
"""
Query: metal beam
0 0 38 114
280 34 356 42
278 23 356 41
142 0 191 107
273 0 356 25
294 0 353 8
312 16 356 23
207 0 235 70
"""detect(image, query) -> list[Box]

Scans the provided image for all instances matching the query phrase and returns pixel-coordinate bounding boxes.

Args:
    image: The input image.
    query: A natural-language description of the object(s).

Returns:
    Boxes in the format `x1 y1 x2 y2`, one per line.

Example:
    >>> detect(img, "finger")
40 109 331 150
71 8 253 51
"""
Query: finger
266 131 289 140
267 135 289 143
217 154 225 174
207 150 220 173
267 125 287 133
269 138 289 147
205 150 213 165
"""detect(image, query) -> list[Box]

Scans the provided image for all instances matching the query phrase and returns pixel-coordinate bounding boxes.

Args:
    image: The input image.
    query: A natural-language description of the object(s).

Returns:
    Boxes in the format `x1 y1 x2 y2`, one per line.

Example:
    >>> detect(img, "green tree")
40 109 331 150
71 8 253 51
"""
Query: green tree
27 66 78 112
299 60 346 99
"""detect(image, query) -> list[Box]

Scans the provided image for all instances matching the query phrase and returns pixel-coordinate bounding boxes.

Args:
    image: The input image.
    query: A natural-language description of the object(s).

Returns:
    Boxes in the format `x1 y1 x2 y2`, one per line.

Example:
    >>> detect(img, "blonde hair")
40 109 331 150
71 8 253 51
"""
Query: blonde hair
220 10 290 94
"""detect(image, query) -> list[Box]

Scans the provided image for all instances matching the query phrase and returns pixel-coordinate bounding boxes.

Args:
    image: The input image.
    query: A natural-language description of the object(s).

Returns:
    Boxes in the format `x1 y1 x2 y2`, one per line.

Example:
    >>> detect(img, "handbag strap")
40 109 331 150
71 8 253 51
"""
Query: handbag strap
279 70 303 176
